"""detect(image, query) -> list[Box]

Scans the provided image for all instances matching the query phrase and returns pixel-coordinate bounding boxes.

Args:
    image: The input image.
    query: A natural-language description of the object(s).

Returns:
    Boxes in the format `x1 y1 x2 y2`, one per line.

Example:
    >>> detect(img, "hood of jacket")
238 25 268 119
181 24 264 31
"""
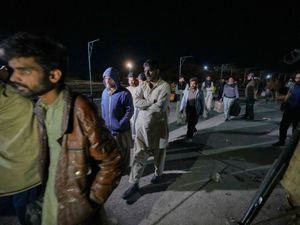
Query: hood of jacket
103 67 121 90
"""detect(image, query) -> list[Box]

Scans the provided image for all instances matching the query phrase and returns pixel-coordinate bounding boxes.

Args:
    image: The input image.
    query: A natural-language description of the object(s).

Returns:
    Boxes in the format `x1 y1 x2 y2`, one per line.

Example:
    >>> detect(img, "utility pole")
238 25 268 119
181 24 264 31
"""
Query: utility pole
221 64 233 79
87 38 100 97
220 64 225 79
179 56 193 76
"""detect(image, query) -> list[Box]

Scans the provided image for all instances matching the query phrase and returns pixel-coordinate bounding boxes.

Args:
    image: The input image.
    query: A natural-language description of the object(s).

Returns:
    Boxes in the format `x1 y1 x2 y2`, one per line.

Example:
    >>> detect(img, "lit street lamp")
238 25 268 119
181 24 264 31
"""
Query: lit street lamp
87 38 100 97
126 61 133 73
203 65 208 71
179 56 193 76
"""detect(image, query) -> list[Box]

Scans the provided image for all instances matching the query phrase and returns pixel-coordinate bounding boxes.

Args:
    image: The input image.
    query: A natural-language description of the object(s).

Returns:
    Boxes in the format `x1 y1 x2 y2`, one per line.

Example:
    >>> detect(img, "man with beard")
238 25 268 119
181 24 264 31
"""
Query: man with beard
273 72 300 147
217 78 226 101
122 59 170 200
242 73 257 120
126 72 138 139
222 77 239 121
101 67 133 171
180 77 204 142
0 66 40 225
175 75 188 124
0 32 122 225
201 75 214 118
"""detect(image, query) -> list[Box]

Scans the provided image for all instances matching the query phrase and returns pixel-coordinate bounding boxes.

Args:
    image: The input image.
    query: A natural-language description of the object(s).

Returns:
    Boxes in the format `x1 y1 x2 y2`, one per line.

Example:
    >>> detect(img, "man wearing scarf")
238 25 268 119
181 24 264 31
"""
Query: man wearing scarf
201 75 214 118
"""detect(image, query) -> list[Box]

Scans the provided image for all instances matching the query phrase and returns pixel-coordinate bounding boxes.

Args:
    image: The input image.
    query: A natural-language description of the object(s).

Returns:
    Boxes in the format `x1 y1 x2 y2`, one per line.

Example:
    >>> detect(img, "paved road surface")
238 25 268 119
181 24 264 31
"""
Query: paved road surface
1 99 298 225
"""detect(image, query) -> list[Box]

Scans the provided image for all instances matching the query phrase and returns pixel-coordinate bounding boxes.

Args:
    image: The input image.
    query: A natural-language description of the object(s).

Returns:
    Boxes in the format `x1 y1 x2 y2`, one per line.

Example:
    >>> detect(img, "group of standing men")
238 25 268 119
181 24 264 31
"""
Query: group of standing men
0 32 126 225
99 60 171 201
1 31 299 225
0 31 263 225
0 32 173 225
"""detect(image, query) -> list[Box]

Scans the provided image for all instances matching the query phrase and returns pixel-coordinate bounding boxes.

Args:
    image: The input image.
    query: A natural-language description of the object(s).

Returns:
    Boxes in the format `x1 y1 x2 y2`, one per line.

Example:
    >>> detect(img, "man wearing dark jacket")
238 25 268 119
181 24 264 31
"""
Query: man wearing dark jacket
273 72 300 146
242 73 257 120
101 67 134 170
0 32 122 225
180 77 204 142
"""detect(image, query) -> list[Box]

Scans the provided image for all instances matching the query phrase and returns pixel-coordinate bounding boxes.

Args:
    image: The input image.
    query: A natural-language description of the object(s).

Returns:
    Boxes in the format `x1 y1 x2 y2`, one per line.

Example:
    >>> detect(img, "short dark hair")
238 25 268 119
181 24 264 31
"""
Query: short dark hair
127 72 135 78
189 77 198 83
143 59 159 69
0 32 68 87
292 70 300 78
138 73 146 81
248 72 254 77
0 65 9 81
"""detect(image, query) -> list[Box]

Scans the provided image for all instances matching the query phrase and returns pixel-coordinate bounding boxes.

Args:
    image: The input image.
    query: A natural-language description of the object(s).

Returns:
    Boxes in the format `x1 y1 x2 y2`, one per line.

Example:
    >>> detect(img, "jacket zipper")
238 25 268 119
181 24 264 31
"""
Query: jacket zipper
109 95 112 131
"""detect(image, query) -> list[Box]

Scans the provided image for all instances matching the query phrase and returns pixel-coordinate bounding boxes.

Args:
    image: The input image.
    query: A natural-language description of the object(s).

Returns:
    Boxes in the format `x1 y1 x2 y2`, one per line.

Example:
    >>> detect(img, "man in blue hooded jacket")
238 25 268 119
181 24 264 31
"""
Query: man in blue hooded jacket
101 67 134 171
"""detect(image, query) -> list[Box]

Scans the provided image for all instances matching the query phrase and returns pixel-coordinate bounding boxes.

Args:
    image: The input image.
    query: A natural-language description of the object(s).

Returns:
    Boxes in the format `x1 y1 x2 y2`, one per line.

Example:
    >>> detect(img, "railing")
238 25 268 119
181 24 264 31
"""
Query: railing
66 80 104 114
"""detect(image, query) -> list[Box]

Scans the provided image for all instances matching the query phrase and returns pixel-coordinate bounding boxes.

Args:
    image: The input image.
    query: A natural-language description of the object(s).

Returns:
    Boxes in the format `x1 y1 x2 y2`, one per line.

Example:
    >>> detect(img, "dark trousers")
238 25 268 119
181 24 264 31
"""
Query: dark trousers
244 98 255 119
186 106 199 138
279 108 300 143
0 186 40 225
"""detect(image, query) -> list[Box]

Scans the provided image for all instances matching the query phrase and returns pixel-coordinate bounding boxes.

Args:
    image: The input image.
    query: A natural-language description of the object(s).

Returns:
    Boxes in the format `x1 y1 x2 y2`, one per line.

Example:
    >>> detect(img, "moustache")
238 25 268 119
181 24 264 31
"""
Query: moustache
11 82 29 89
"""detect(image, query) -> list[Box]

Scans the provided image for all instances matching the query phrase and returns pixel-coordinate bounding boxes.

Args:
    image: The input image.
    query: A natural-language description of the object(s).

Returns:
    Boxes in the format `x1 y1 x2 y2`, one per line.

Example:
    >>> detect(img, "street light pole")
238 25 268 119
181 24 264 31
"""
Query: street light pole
87 38 100 97
220 64 228 79
179 56 193 76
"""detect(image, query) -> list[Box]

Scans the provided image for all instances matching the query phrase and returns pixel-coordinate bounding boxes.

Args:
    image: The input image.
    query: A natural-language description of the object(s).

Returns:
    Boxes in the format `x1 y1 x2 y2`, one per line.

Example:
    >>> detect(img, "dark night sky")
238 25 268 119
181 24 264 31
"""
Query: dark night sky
1 1 300 79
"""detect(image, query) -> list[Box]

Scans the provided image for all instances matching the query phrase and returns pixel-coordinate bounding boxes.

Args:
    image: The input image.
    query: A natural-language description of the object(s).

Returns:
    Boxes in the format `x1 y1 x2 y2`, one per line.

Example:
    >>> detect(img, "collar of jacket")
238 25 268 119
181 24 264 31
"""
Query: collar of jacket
34 86 75 140
146 78 164 89
188 87 199 94
108 87 117 95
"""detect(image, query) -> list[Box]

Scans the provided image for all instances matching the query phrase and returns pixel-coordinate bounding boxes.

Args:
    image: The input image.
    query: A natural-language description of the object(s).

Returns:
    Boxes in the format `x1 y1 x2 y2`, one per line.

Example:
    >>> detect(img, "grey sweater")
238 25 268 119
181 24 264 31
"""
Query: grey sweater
222 83 239 98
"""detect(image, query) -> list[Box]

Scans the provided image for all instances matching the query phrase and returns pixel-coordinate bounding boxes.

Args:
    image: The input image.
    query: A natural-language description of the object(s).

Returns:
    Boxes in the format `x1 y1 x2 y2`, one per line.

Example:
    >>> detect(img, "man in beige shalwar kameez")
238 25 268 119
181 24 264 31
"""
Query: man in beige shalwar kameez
122 59 170 200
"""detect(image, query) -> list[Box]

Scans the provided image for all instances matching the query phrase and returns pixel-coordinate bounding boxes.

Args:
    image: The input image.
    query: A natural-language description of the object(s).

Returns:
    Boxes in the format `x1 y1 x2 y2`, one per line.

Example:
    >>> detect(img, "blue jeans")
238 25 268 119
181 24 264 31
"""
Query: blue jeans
0 186 40 225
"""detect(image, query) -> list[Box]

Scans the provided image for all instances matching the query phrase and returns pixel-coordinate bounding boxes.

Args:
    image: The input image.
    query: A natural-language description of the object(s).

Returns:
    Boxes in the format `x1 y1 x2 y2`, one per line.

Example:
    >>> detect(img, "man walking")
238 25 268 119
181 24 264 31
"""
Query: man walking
122 59 170 200
201 75 214 118
242 73 257 120
222 77 239 121
273 72 300 146
175 75 188 124
1 32 122 225
180 77 204 142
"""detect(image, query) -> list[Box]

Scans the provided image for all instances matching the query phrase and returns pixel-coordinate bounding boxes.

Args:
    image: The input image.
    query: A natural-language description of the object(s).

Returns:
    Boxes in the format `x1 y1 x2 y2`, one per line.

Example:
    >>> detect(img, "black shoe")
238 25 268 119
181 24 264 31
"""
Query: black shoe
121 183 139 199
185 138 193 143
272 141 285 147
150 175 161 184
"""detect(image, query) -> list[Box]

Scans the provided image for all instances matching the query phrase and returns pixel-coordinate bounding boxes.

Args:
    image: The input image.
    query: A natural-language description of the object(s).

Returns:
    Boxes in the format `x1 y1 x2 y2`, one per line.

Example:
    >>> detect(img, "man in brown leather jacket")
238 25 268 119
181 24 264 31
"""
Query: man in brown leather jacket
0 32 122 225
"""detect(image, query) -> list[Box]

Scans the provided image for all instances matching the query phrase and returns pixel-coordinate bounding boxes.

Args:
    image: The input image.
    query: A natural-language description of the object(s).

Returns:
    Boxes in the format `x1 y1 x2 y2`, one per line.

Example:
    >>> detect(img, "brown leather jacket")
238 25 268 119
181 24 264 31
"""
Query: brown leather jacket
34 87 122 225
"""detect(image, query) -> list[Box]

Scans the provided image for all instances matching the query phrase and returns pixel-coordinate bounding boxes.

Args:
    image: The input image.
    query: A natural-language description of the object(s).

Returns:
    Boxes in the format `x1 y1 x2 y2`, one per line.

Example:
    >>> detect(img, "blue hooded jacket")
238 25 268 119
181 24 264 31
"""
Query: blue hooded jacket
101 67 134 136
